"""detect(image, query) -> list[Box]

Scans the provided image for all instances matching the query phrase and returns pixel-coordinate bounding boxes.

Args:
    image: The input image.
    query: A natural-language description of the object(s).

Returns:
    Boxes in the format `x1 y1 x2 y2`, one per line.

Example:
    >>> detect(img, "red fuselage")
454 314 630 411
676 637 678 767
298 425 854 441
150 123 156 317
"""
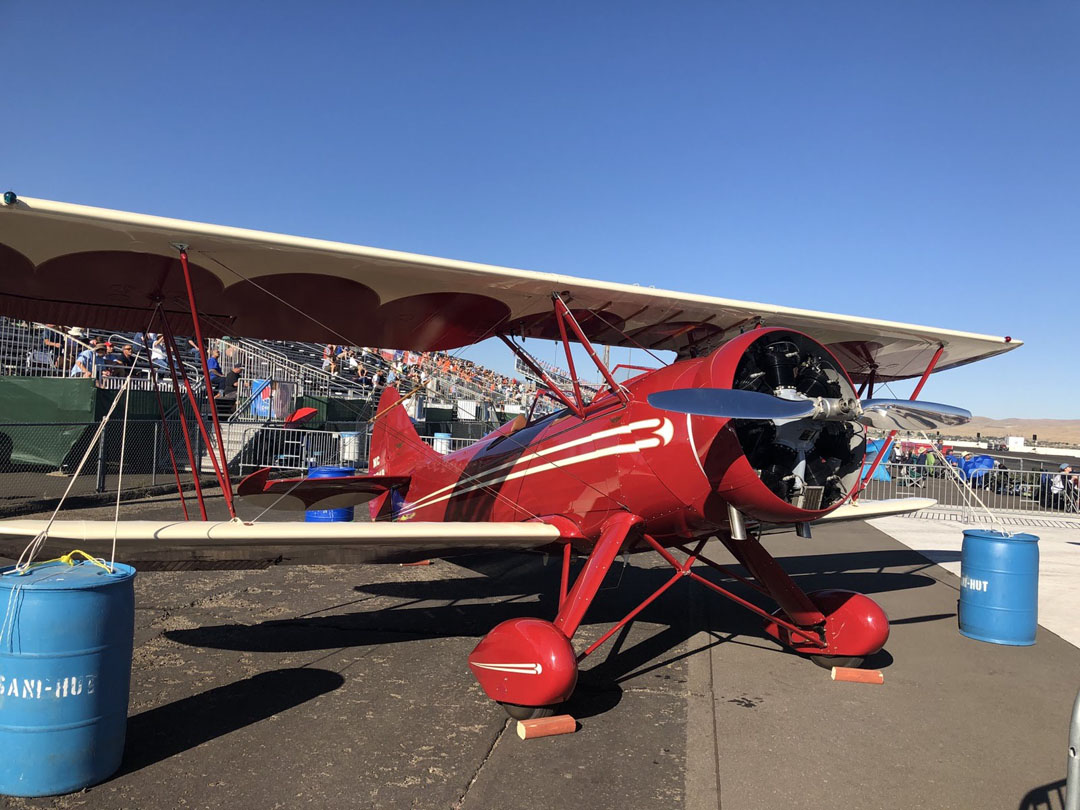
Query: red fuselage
379 328 867 546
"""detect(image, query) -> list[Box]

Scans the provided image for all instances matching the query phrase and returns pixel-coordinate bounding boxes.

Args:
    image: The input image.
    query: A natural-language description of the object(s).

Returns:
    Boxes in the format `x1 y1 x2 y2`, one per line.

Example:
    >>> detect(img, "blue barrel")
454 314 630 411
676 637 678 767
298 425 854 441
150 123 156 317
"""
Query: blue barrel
958 530 1039 645
0 560 136 796
305 465 356 522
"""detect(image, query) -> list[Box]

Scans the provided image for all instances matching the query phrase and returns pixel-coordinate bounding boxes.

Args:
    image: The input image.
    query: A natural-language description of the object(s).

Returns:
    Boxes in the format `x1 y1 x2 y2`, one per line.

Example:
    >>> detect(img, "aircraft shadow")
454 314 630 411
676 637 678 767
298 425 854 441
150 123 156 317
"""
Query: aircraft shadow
118 668 344 776
166 547 944 696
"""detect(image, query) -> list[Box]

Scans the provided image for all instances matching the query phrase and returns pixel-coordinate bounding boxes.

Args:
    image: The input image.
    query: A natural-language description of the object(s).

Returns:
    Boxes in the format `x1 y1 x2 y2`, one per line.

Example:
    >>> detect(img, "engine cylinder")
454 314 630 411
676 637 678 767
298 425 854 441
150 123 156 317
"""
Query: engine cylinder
691 328 866 524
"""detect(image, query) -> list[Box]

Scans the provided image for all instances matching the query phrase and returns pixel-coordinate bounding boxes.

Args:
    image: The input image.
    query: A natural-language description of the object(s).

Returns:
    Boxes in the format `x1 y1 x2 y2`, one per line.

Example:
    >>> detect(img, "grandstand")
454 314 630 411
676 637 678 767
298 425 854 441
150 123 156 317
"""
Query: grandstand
0 318 558 496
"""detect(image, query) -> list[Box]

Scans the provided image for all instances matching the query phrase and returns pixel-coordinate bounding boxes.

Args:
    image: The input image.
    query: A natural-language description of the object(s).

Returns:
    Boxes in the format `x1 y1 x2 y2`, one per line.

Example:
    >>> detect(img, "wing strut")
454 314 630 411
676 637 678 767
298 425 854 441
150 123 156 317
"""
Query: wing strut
177 248 236 516
855 344 944 498
499 293 629 419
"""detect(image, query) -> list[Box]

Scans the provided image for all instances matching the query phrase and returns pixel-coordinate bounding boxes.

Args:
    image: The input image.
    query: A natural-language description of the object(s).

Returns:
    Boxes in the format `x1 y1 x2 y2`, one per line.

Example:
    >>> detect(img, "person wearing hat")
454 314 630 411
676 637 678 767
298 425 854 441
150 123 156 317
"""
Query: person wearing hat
217 363 243 400
1042 463 1076 511
69 341 108 378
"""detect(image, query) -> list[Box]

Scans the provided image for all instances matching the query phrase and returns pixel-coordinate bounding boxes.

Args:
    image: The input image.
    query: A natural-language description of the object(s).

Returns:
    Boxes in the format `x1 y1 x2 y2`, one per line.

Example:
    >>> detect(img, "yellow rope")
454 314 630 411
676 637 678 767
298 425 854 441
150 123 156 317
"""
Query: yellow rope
10 550 114 576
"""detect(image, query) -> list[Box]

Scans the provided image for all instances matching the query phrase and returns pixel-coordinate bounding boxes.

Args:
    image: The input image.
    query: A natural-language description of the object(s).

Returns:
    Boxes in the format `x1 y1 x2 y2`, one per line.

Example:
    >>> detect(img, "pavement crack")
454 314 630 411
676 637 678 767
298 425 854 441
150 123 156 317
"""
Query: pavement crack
452 717 511 809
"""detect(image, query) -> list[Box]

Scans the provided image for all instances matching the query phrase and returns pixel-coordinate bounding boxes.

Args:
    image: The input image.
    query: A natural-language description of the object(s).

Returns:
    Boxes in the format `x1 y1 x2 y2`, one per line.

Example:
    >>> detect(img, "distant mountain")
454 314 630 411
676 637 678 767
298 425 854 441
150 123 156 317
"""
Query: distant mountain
943 417 1080 446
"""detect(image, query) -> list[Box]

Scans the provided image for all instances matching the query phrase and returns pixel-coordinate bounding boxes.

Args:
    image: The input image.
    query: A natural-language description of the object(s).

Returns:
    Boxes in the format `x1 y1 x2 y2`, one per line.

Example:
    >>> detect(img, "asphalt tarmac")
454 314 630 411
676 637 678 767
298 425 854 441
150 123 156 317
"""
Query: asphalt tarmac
1 492 1076 810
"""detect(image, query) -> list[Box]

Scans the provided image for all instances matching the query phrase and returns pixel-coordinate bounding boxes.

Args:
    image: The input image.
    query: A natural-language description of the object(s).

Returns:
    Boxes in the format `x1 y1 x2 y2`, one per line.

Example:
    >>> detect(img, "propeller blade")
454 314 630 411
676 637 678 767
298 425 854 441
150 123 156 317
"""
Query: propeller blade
647 388 816 420
858 399 971 431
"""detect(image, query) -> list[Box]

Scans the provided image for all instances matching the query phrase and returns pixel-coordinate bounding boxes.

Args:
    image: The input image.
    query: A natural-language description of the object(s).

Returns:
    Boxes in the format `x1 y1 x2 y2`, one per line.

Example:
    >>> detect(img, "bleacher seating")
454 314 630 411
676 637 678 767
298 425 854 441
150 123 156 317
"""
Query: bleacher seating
1 319 560 429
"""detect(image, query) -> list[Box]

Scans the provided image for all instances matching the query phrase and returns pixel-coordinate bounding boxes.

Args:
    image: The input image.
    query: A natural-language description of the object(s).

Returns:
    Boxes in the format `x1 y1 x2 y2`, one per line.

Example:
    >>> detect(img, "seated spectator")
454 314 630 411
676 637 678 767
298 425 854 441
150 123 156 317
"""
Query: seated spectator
64 327 85 369
40 324 63 367
1041 463 1077 511
69 343 108 378
114 344 137 369
149 333 168 367
206 349 225 393
322 344 342 370
217 363 243 399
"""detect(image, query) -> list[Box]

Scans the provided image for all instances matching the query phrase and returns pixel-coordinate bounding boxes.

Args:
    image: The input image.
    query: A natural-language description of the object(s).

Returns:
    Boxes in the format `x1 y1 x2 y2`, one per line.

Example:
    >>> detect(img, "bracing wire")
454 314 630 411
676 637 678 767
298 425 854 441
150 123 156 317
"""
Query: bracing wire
8 343 149 575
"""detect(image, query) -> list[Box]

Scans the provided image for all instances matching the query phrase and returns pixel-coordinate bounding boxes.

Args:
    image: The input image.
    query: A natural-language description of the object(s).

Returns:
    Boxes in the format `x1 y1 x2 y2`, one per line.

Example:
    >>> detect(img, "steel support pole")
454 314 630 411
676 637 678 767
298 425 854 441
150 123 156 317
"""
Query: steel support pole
95 422 107 493
151 422 159 486
1067 687 1080 810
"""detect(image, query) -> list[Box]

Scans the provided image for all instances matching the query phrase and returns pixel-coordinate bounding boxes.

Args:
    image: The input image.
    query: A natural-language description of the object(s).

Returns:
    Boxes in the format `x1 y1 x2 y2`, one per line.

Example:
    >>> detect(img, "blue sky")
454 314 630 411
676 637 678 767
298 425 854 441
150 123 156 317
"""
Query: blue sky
6 2 1078 417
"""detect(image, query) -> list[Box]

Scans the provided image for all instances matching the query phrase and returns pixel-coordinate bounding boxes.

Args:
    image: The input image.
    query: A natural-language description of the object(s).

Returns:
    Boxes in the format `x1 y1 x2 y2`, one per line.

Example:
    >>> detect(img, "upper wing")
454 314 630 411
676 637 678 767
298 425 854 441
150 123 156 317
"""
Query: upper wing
0 195 1019 381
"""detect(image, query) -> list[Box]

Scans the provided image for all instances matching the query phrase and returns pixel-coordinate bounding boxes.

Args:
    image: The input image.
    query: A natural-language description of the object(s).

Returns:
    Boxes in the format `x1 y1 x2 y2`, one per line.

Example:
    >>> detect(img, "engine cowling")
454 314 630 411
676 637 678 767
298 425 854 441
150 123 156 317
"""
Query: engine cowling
690 328 867 524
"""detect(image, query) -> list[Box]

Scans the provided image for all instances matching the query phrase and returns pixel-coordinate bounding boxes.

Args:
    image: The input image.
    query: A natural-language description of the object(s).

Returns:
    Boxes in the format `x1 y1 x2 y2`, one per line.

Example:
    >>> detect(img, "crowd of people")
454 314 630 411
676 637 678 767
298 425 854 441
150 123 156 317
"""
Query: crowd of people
318 345 537 409
19 320 571 417
893 443 1079 512
20 323 247 401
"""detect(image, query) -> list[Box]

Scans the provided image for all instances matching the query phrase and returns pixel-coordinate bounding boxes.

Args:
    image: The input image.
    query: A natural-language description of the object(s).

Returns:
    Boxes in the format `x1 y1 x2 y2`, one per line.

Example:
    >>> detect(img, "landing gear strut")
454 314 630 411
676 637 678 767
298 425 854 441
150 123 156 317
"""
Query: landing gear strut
468 518 889 719
468 513 643 718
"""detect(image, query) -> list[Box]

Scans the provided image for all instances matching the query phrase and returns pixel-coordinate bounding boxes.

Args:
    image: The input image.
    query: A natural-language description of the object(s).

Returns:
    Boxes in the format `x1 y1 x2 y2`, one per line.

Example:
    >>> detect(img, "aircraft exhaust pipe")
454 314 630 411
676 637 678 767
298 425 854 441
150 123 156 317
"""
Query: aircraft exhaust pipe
727 504 748 541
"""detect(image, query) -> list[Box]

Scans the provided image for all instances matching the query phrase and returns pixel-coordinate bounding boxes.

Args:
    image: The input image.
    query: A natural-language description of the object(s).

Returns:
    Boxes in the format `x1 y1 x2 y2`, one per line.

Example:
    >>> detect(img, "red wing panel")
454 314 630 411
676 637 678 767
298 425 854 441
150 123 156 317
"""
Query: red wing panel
236 468 411 511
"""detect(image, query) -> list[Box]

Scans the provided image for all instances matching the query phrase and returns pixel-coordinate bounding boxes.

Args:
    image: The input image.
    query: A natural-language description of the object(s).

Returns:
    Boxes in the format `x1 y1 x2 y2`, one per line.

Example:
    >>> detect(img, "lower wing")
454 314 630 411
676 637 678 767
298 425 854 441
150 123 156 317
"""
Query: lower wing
813 497 936 524
0 519 563 566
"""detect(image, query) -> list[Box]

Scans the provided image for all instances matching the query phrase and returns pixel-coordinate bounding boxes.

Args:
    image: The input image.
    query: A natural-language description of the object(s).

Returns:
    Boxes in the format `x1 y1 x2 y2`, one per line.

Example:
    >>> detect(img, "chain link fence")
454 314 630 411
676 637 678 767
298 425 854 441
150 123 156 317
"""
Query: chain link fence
0 420 214 514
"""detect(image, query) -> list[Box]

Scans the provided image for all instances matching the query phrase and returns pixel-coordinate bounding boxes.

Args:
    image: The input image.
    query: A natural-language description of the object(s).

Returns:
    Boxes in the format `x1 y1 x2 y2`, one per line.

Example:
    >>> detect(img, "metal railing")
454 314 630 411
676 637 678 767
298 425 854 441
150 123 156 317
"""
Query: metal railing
0 319 211 393
236 426 361 473
1 319 91 378
862 462 1080 516
213 338 375 424
234 425 483 474
421 435 480 454
1 320 540 424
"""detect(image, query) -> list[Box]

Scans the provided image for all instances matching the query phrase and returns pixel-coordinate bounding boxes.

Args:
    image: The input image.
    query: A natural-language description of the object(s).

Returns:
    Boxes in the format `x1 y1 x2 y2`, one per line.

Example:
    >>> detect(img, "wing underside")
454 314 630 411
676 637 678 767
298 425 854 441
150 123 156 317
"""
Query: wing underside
0 196 1019 382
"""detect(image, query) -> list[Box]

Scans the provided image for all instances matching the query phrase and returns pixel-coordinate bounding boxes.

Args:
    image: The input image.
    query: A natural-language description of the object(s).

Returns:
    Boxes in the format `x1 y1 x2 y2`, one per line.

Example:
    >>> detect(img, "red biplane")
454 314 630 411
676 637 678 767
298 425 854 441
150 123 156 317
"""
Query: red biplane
0 194 1019 718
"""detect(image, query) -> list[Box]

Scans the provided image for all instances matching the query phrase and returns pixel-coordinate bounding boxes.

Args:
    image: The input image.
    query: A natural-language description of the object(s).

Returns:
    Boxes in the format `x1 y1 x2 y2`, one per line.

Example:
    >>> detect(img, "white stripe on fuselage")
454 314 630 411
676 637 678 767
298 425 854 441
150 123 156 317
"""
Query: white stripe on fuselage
401 418 672 515
471 662 543 675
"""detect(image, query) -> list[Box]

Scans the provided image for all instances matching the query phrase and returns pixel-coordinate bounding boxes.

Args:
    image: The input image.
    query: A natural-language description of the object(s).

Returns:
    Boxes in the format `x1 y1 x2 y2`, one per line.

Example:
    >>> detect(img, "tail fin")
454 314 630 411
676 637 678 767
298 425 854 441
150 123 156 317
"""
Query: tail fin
369 387 439 477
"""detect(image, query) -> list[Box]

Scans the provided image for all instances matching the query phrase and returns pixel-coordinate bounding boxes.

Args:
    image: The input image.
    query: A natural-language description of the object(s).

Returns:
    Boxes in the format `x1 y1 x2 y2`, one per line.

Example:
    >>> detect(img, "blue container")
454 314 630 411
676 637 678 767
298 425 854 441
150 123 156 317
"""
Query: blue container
958 530 1039 646
305 465 356 522
0 560 136 796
